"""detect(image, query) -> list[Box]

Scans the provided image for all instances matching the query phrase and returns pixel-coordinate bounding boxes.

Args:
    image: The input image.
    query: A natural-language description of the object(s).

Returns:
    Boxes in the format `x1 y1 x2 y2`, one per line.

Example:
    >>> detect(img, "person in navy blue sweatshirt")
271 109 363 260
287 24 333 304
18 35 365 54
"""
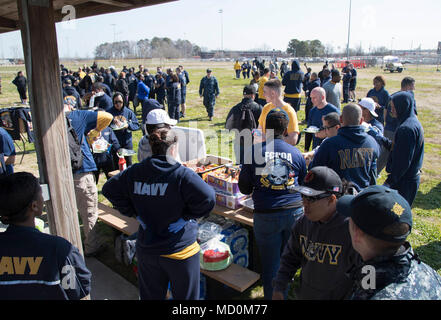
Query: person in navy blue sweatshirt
141 98 165 135
380 78 417 176
12 71 27 104
176 67 187 118
108 92 140 167
0 127 16 175
103 68 115 93
302 73 321 152
96 76 112 97
102 127 215 300
155 73 166 106
348 64 357 101
342 68 351 103
282 60 304 112
0 172 91 300
115 72 129 107
320 68 331 87
310 103 380 191
307 87 340 150
127 70 138 111
367 75 390 126
167 73 181 121
142 69 156 99
91 83 113 111
238 108 306 300
92 125 121 184
384 91 424 206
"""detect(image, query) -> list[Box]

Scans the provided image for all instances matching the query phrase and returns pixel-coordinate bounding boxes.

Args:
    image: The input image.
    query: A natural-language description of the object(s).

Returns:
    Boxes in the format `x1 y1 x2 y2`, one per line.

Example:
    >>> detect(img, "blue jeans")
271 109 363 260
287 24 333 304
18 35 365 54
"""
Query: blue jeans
253 207 303 300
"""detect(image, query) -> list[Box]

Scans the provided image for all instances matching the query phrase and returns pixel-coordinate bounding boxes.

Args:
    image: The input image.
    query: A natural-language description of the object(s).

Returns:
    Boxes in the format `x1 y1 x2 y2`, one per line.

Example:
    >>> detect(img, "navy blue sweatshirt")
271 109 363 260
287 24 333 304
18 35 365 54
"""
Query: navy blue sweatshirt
0 225 91 300
310 126 380 191
63 86 82 109
282 61 304 95
108 106 140 148
385 92 424 186
94 93 113 112
141 99 164 124
102 155 216 255
305 78 321 101
93 126 121 168
307 103 340 149
239 138 307 212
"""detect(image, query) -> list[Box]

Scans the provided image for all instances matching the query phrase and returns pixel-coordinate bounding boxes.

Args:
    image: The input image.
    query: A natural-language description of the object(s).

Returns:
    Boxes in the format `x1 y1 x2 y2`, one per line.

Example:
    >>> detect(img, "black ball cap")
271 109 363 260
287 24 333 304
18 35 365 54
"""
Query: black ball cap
293 166 343 196
337 185 412 243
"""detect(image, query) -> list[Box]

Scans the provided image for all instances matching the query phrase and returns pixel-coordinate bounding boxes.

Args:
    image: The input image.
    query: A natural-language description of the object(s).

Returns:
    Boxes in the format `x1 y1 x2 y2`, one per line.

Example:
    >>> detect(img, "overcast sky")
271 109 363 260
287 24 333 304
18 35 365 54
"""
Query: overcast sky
1 0 440 58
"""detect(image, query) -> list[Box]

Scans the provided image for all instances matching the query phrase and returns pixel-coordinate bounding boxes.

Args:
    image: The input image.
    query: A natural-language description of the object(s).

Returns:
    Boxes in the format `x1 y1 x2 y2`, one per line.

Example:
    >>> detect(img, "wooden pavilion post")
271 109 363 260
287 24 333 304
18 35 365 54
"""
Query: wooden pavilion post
17 0 84 255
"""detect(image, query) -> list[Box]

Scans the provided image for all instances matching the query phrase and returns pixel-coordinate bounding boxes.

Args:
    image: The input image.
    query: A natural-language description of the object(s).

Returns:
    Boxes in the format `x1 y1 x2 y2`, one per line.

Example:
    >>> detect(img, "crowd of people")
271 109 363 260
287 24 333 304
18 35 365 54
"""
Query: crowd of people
1 58 440 301
224 61 439 300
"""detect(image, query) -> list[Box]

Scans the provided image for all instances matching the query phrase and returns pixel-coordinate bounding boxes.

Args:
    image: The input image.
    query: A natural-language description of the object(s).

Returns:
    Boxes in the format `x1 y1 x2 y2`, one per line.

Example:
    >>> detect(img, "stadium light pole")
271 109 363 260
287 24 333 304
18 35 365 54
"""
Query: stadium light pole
346 0 352 60
219 9 223 53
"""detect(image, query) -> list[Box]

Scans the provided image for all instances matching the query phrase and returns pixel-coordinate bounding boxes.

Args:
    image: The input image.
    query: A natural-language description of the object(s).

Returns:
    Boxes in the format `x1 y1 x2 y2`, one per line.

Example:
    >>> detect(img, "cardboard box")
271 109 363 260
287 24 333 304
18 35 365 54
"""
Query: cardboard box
207 172 240 195
183 155 232 181
215 190 246 210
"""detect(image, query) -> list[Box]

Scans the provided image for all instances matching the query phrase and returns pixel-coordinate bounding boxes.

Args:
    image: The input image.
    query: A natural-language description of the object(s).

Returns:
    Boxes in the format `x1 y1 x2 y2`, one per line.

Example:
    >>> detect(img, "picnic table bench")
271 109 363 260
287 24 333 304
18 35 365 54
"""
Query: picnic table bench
97 202 260 293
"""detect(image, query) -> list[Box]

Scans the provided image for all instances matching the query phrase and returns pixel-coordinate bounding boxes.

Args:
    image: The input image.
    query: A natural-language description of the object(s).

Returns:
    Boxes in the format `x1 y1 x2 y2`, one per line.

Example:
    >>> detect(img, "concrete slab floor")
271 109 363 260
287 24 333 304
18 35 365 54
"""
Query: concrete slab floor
85 257 139 300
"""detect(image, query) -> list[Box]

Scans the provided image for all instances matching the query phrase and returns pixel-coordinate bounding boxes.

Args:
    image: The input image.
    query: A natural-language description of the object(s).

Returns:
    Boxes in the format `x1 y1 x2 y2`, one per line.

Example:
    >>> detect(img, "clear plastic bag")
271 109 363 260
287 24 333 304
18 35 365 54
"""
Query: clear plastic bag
197 221 223 244
199 236 232 271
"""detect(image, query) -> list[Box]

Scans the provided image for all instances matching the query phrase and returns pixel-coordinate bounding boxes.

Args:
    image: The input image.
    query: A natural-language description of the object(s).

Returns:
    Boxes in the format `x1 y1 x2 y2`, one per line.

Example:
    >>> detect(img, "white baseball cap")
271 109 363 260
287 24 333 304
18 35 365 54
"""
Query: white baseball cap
146 109 177 126
358 98 378 117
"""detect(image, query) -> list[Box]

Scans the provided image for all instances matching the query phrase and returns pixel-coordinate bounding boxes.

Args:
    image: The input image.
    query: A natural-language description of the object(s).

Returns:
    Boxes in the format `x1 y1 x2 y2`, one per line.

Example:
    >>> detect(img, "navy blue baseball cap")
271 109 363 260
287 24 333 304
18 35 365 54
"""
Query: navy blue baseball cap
337 185 412 243
266 107 289 122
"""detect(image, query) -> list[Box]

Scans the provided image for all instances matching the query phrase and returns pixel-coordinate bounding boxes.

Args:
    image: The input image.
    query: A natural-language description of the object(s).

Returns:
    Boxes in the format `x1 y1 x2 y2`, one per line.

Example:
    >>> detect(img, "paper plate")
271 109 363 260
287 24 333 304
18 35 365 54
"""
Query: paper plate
111 123 127 131
92 139 109 153
303 126 320 133
118 148 136 157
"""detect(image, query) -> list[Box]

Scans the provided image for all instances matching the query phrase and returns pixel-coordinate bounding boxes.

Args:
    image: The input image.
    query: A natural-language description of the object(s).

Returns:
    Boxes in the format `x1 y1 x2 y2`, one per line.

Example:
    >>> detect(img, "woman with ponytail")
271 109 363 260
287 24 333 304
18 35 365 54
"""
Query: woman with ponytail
102 127 215 300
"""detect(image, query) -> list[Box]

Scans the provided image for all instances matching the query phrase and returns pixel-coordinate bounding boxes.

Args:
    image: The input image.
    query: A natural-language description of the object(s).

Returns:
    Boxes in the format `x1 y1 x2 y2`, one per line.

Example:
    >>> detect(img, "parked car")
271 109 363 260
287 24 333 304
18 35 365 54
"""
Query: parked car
384 62 404 73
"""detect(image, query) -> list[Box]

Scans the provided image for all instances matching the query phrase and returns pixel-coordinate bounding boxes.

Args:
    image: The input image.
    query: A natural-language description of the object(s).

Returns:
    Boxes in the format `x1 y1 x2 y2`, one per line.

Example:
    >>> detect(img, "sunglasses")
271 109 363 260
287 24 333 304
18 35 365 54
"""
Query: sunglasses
114 100 124 104
301 193 332 203
323 124 338 130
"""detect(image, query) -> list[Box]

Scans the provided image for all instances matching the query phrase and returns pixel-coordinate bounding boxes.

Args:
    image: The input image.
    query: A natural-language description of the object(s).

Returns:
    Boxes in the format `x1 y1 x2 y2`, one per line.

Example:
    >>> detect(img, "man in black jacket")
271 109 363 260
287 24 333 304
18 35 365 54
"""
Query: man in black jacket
225 85 262 164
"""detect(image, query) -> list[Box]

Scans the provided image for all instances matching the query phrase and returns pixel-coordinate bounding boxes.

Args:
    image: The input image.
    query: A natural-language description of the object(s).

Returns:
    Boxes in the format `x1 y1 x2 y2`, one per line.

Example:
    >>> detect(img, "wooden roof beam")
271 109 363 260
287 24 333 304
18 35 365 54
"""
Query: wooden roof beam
0 16 18 29
89 0 132 7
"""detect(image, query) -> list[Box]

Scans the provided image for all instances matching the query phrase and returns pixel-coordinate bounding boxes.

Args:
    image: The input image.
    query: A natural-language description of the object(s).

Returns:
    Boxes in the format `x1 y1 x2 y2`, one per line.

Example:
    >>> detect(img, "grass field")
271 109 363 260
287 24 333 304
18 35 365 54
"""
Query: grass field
1 59 440 299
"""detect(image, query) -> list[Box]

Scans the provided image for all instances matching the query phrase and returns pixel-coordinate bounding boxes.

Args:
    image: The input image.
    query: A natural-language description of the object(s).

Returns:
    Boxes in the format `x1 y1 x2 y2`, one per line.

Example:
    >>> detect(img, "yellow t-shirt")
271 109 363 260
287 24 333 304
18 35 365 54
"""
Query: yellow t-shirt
79 71 86 80
257 76 269 100
258 102 300 134
234 62 241 70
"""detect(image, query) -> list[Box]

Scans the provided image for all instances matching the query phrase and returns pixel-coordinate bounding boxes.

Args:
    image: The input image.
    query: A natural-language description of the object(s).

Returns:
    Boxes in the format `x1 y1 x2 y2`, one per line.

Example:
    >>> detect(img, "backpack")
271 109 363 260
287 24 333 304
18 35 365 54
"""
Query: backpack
226 102 257 132
66 117 84 171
